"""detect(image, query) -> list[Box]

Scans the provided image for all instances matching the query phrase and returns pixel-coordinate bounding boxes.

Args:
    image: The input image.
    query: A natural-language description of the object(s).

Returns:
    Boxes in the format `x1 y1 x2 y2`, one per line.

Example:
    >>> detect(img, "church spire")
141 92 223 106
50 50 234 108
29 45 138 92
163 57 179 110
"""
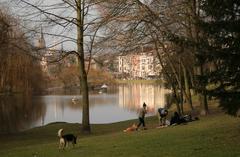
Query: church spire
37 26 46 49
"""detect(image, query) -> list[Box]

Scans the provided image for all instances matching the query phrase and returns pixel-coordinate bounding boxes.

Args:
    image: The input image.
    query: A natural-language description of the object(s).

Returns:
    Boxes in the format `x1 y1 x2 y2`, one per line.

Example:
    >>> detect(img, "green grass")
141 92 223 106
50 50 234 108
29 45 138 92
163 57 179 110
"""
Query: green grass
1 114 240 157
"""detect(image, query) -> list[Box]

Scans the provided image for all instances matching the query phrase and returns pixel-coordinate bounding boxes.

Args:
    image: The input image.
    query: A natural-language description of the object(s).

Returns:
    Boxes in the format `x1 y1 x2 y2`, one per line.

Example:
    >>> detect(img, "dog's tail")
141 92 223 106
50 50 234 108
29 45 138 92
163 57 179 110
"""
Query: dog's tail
58 128 63 137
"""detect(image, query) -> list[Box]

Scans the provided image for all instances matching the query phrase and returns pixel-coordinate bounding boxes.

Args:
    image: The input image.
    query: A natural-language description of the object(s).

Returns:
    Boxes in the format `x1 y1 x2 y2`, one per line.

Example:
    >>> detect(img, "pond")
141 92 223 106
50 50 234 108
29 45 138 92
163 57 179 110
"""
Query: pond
0 83 170 133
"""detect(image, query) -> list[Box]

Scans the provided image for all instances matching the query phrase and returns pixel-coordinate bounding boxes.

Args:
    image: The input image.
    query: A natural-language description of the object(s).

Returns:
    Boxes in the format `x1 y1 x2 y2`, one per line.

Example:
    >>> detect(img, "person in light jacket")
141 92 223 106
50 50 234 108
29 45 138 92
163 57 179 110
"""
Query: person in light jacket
136 102 147 130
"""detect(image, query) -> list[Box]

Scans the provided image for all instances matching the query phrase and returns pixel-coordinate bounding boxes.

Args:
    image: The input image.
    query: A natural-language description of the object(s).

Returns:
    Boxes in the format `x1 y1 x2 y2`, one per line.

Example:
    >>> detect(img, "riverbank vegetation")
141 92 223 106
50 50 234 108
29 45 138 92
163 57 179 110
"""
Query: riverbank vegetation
45 64 116 90
0 9 45 95
1 110 240 157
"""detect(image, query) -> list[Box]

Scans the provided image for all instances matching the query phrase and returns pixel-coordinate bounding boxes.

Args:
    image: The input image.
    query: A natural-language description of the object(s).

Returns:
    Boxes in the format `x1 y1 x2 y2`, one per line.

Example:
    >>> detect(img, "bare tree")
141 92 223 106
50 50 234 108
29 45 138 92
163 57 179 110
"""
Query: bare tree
10 0 109 133
94 1 196 113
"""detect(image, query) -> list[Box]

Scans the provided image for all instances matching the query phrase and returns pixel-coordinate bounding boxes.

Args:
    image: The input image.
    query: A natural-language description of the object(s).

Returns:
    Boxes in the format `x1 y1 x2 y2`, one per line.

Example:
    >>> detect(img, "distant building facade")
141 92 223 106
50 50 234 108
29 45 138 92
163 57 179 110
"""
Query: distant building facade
118 48 161 79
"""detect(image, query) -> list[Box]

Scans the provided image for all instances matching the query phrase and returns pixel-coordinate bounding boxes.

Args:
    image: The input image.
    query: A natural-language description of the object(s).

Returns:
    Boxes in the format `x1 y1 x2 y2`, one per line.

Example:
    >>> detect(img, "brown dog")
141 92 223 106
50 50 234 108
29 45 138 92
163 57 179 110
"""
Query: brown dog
123 124 137 132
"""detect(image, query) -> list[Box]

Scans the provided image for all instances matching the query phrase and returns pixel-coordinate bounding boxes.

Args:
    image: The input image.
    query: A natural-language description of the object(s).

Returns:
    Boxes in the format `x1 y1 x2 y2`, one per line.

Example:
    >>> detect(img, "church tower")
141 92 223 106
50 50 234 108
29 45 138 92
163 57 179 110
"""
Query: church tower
37 27 48 73
37 27 46 49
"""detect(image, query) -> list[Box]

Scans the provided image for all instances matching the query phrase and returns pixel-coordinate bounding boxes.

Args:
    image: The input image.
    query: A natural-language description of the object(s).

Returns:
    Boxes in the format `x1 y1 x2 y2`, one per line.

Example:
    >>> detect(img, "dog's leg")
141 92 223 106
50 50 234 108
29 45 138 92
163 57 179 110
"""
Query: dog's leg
59 142 63 150
65 141 67 148
59 138 65 150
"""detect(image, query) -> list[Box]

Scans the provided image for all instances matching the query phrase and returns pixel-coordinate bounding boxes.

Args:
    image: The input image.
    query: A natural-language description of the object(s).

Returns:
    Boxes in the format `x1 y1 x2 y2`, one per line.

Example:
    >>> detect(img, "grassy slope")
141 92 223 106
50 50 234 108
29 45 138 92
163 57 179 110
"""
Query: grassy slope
1 113 240 157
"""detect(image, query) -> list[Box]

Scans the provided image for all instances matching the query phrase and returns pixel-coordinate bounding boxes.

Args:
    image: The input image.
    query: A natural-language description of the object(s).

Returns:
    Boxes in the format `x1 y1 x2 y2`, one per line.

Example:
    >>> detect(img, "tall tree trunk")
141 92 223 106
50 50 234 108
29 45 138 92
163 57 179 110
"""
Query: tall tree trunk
165 52 192 112
181 60 193 110
172 85 182 114
152 38 182 114
178 58 184 114
188 68 196 95
196 64 209 115
77 0 90 133
191 0 208 115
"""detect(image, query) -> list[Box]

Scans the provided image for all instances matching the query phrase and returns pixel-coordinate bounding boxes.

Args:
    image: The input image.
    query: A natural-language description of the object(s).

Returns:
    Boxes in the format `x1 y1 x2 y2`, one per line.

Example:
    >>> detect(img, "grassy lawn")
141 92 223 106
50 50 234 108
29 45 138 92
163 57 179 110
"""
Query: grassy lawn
1 113 240 157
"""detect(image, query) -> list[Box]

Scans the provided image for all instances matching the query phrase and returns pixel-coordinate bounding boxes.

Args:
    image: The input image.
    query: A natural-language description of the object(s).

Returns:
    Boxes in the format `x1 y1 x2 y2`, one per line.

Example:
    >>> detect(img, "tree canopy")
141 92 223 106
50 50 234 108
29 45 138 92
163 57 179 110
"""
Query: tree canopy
198 0 240 115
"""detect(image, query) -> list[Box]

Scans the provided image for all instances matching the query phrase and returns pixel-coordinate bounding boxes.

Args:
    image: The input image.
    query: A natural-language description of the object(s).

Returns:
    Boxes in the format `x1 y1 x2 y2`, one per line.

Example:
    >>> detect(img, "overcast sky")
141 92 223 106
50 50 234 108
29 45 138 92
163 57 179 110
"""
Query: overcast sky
2 0 101 52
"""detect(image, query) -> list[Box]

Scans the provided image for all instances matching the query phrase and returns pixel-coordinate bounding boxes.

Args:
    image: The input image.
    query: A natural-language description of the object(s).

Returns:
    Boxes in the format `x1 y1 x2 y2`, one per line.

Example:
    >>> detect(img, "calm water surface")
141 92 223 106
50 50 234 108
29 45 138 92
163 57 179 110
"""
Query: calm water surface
0 84 170 133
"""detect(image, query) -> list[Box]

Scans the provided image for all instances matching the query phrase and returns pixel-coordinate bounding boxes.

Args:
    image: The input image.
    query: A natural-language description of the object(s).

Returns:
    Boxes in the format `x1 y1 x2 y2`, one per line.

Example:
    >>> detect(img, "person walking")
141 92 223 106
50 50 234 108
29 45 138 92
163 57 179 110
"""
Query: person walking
137 102 147 130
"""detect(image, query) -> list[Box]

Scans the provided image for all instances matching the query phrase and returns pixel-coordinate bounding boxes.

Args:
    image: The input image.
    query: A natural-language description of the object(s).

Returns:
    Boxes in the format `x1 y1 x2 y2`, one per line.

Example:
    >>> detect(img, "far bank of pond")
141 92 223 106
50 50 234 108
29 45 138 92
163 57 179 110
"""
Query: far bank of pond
116 79 163 84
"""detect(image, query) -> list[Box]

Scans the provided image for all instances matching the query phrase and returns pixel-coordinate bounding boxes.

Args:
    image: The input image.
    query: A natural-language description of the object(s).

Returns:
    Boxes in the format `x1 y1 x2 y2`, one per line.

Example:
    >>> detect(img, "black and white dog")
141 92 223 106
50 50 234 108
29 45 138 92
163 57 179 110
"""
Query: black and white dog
58 128 77 149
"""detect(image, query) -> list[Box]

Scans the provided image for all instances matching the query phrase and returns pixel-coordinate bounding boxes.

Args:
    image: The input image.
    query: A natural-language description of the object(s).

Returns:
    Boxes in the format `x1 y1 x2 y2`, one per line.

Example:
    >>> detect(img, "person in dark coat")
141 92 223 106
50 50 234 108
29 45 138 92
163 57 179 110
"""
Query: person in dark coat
158 108 168 126
170 112 188 125
170 112 181 125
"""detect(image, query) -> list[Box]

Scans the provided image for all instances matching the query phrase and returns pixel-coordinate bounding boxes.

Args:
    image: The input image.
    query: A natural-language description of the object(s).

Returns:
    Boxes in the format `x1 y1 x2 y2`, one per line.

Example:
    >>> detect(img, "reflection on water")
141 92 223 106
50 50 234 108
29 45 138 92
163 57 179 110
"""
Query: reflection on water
0 84 170 133
119 84 165 113
0 95 46 133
